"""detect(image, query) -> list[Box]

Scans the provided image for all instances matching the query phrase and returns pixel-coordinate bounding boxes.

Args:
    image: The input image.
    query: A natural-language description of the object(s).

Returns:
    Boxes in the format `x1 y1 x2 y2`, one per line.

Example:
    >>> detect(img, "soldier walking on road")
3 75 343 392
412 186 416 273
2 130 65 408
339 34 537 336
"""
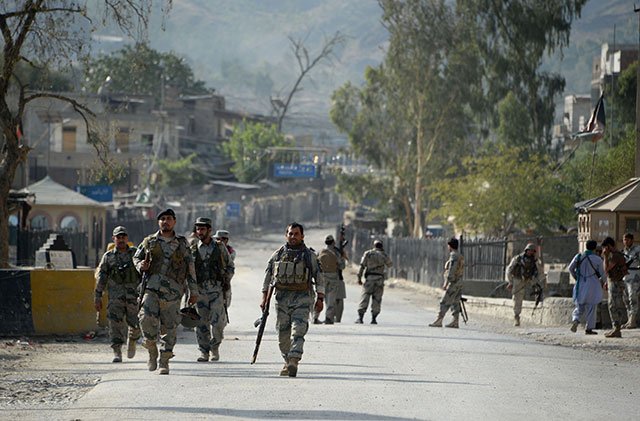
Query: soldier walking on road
261 222 324 377
215 229 236 309
622 233 640 329
506 243 542 327
601 237 628 338
94 226 141 363
134 209 198 375
355 239 393 324
191 218 233 362
314 234 346 324
429 238 465 328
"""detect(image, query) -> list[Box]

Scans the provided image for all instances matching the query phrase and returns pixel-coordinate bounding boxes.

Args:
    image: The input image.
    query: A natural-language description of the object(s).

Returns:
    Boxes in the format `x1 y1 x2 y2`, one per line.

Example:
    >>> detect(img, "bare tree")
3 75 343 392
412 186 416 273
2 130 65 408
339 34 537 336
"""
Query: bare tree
272 31 345 132
0 0 166 268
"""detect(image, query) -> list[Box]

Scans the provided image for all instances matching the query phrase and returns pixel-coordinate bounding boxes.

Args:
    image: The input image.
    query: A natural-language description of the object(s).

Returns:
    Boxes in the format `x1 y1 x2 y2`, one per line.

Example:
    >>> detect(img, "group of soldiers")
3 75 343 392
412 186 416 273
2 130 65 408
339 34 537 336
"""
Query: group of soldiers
94 209 235 375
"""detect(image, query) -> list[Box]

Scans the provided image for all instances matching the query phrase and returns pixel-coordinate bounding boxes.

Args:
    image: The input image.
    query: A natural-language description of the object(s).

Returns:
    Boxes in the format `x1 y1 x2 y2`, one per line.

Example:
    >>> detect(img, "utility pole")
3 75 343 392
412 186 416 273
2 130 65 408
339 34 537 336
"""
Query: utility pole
635 5 640 176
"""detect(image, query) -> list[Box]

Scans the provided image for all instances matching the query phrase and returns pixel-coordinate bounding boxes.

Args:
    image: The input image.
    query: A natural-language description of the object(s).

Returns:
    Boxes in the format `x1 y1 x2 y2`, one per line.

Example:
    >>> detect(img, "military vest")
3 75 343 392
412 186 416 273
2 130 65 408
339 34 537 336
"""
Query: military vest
319 248 339 273
272 245 312 291
141 235 190 283
364 249 387 277
444 252 464 281
511 253 538 279
191 240 225 284
608 250 628 282
109 247 139 285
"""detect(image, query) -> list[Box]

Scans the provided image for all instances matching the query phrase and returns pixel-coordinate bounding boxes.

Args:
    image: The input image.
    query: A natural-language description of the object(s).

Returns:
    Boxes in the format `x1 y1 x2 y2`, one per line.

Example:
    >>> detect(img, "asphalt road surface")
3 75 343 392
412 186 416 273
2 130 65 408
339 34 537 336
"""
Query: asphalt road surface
7 226 640 420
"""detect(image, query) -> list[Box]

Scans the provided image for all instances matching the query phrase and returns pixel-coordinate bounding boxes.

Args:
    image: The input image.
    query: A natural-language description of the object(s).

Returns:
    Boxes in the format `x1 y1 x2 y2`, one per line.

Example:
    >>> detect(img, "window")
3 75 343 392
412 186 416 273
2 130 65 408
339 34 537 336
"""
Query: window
115 127 130 153
62 126 77 152
30 215 49 231
60 215 79 231
625 218 640 236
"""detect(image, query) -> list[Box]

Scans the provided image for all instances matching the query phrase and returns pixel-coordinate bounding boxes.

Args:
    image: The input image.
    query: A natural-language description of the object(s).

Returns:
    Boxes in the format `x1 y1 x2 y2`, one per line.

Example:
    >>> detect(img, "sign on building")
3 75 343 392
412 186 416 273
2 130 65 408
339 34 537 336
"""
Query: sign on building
273 163 317 178
77 185 113 202
226 202 241 218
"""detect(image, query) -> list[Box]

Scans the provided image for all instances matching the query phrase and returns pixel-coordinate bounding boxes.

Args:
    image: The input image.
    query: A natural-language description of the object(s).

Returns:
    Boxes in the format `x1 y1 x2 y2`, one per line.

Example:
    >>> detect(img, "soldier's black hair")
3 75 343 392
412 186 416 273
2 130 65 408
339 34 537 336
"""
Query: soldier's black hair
286 222 304 236
601 237 616 248
586 240 597 251
624 232 634 240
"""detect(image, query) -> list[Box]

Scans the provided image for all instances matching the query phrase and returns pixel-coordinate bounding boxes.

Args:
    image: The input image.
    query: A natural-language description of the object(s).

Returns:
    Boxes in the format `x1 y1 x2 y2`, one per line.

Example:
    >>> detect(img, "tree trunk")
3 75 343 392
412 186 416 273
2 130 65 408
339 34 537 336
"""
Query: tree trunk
412 100 425 238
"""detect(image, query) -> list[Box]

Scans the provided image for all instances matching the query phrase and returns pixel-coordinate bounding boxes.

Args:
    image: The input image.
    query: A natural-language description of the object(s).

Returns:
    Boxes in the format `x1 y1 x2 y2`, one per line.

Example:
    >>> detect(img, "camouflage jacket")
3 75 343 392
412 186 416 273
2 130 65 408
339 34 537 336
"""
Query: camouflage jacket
444 250 464 284
358 248 393 280
262 243 324 295
95 246 140 300
191 238 234 293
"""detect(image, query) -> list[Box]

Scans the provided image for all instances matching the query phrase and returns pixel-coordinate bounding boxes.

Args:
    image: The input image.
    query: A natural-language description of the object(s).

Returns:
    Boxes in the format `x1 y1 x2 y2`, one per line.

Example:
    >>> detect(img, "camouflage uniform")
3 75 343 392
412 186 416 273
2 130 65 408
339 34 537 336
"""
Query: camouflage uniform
437 250 465 318
356 246 393 323
191 238 233 359
316 243 346 323
263 243 324 362
622 244 640 327
134 232 197 369
606 250 628 329
95 246 141 352
506 251 541 323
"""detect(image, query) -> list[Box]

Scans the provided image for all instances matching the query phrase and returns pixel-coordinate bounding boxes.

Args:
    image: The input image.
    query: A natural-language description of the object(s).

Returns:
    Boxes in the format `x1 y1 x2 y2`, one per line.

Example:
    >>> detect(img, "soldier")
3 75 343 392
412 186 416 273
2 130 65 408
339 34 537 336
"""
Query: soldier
622 232 640 329
134 208 198 375
601 237 628 338
192 218 233 362
261 222 324 377
355 239 393 324
94 226 141 363
215 229 236 309
315 234 346 324
506 243 542 327
428 238 465 328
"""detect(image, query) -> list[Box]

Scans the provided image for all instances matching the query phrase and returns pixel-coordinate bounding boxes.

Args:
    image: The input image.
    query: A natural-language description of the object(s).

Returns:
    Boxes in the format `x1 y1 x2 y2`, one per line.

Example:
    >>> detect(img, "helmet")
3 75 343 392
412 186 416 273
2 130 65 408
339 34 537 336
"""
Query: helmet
373 240 383 248
180 306 201 329
524 243 536 252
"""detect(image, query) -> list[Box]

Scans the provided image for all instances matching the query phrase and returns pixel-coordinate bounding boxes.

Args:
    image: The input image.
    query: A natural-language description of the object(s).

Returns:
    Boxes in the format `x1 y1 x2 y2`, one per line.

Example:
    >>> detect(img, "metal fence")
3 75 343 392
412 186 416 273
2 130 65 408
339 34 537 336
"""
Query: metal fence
12 229 89 267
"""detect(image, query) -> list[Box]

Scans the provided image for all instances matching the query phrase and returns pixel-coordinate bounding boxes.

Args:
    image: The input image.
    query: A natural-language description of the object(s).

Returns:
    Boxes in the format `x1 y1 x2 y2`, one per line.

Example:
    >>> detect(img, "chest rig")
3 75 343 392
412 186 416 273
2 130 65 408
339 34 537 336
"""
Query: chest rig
191 240 225 284
109 247 139 285
143 235 189 282
512 253 538 279
272 246 312 291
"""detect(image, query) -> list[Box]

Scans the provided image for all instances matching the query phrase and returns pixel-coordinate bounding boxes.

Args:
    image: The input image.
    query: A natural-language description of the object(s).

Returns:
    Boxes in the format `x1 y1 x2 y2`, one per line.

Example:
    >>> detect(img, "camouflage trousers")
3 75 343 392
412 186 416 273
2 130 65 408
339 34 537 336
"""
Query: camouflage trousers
275 289 313 360
196 286 228 353
335 277 346 322
138 290 181 353
106 295 141 348
438 281 463 317
624 270 640 319
314 272 338 321
358 276 384 316
512 277 535 317
608 279 628 326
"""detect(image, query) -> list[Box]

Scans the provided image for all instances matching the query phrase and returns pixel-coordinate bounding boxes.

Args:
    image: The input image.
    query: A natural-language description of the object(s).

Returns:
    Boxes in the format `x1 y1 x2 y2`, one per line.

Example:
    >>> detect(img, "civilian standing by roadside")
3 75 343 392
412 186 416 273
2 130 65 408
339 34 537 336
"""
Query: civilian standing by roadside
568 240 605 335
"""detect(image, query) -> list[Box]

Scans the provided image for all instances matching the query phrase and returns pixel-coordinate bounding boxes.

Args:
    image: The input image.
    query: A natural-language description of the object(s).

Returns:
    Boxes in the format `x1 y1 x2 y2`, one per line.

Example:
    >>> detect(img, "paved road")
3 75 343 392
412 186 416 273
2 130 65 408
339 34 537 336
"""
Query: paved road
16 226 640 420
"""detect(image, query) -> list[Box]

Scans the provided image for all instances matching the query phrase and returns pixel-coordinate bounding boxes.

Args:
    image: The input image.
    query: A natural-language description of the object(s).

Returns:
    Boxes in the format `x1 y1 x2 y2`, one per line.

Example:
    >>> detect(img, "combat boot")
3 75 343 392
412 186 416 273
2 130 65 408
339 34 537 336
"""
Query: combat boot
445 315 459 328
323 318 334 325
197 351 209 362
210 346 220 361
604 325 622 338
570 320 579 333
145 340 158 371
158 351 173 375
112 345 122 363
428 315 444 327
355 312 364 324
287 357 300 377
514 315 520 327
279 360 289 376
622 314 637 329
313 318 322 324
126 338 137 359
371 314 378 325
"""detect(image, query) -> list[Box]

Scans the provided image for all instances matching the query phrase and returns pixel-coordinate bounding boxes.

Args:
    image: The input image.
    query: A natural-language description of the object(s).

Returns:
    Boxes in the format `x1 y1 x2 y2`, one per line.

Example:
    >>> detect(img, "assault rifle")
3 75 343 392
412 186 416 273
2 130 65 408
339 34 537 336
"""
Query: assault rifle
337 224 348 281
137 252 150 312
531 282 544 315
460 296 469 324
251 283 275 364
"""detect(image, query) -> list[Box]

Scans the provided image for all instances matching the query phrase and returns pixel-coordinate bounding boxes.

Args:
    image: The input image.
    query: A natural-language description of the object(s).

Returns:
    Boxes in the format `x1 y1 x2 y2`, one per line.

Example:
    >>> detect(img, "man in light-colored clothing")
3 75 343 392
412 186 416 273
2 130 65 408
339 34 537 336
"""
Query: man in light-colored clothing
315 234 346 324
506 243 542 326
569 240 605 335
622 232 640 329
356 240 393 324
429 237 465 328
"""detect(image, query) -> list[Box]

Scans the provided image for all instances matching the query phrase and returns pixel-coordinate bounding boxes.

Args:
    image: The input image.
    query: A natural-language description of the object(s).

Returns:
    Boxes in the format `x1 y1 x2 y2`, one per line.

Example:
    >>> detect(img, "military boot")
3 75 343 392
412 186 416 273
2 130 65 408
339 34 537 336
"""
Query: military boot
126 338 137 359
279 360 289 376
604 324 622 338
210 346 220 361
158 351 173 375
145 340 158 371
287 357 300 377
428 315 444 327
570 320 579 333
355 312 364 324
197 351 209 362
445 315 459 328
112 345 122 363
514 315 521 327
370 314 378 325
622 314 637 329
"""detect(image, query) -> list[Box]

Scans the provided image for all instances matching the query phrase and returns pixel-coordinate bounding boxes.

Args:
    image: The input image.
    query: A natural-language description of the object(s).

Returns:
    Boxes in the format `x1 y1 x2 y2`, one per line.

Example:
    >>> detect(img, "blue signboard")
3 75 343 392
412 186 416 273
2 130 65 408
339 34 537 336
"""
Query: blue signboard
273 163 317 178
77 185 113 202
226 202 241 218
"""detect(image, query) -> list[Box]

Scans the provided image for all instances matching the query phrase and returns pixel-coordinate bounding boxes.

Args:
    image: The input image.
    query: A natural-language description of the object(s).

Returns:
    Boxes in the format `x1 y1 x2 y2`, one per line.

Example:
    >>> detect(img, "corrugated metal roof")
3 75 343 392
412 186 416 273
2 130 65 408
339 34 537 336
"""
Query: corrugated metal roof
24 176 104 207
578 178 640 212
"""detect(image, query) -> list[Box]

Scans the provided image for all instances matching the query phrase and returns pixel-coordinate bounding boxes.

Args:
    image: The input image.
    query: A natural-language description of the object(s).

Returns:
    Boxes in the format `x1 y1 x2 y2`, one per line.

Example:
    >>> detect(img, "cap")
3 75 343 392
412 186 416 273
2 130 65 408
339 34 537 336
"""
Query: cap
157 208 176 220
325 234 335 243
447 238 459 249
524 243 536 251
214 229 230 239
194 217 212 227
373 239 383 248
112 226 128 236
180 306 201 328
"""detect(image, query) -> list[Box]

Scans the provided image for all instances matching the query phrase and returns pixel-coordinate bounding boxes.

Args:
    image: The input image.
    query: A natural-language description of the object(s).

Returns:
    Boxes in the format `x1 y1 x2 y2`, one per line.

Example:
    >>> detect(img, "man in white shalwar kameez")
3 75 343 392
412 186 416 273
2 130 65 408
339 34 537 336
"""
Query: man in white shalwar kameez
568 240 605 335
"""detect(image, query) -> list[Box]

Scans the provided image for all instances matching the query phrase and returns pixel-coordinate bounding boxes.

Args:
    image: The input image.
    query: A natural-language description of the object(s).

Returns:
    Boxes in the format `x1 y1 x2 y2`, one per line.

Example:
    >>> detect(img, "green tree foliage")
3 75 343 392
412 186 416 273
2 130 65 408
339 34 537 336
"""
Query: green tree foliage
222 121 292 183
334 171 392 211
432 146 574 237
83 43 210 105
156 153 204 189
497 92 533 149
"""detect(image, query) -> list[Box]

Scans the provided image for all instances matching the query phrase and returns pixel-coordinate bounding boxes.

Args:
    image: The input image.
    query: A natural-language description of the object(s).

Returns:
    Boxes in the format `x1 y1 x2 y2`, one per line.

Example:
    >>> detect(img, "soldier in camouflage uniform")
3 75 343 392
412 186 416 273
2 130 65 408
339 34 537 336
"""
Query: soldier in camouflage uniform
191 218 233 362
506 243 542 327
94 226 141 363
355 239 393 324
261 222 325 377
215 229 236 308
429 238 465 328
602 237 628 338
622 233 640 329
314 234 346 324
134 208 198 375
